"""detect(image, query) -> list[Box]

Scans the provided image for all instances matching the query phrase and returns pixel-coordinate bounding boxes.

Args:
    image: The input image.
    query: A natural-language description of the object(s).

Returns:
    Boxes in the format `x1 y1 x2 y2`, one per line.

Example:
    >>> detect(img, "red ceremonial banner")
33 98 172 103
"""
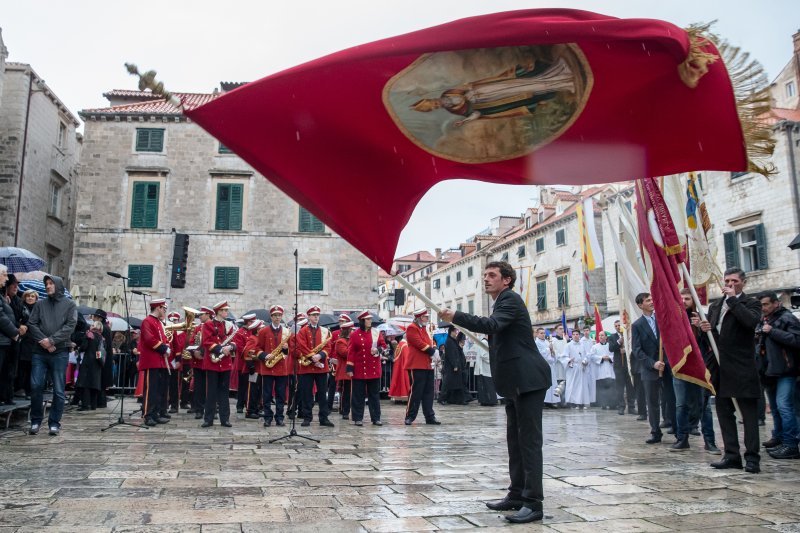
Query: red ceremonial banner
184 9 745 272
635 177 713 391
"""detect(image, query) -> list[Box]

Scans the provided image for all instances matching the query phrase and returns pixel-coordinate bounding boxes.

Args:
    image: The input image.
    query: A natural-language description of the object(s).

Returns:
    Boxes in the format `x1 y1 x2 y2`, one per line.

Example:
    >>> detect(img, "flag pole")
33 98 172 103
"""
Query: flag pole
393 275 489 352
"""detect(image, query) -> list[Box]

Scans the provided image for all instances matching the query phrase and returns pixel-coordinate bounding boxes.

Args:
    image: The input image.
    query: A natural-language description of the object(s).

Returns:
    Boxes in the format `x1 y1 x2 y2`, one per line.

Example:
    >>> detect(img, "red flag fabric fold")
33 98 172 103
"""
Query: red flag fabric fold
635 177 713 391
185 9 745 271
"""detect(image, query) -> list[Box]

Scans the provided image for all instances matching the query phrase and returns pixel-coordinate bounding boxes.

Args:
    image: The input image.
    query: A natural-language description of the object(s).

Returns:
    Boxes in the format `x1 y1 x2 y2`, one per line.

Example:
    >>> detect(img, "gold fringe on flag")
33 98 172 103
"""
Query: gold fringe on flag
680 23 776 177
124 63 183 110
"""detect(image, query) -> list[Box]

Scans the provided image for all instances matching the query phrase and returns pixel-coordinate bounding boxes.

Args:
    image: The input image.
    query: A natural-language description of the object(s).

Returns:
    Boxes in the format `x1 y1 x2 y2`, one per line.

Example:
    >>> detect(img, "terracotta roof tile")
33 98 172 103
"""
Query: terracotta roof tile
764 107 800 125
80 92 219 117
102 89 162 100
395 251 435 262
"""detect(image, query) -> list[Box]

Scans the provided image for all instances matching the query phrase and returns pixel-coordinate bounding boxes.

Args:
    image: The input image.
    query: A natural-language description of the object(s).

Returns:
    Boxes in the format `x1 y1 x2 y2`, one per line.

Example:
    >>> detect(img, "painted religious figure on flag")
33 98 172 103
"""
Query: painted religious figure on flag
384 44 593 163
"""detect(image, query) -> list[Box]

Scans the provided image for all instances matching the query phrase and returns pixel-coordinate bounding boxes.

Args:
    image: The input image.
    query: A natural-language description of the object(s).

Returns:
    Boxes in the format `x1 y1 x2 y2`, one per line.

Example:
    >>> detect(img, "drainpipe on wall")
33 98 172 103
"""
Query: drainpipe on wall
784 121 800 269
13 70 34 246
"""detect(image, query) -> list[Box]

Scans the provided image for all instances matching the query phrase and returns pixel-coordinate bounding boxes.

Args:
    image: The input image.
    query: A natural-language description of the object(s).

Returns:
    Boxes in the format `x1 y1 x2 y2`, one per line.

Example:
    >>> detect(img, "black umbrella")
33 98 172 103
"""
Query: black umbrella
789 234 800 250
77 304 101 315
125 316 143 329
244 308 271 322
348 311 384 326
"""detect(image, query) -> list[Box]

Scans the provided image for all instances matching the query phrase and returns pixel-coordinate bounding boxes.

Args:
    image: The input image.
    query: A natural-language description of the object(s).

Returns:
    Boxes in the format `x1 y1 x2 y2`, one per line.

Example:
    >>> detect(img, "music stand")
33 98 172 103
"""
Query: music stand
101 273 147 431
270 249 319 444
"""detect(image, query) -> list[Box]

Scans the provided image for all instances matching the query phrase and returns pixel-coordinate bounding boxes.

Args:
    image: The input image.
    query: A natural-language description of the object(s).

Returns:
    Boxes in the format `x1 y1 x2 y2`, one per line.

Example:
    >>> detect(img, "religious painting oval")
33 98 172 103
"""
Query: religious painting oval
383 44 593 164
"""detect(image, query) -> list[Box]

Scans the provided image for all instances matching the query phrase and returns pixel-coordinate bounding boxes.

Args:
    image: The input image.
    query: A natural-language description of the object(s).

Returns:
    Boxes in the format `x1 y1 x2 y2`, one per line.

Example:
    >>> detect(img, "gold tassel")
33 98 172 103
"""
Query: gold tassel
681 23 776 177
124 63 183 109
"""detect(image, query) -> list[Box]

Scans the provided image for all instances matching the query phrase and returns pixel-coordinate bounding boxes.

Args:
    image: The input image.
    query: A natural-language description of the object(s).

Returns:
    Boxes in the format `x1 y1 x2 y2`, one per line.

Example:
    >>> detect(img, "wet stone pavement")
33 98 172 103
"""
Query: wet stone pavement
1 399 799 532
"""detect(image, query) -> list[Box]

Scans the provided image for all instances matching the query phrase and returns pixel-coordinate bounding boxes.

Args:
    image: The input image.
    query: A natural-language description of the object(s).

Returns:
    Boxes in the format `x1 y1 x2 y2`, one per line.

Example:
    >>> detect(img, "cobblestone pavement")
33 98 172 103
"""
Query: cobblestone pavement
1 398 799 532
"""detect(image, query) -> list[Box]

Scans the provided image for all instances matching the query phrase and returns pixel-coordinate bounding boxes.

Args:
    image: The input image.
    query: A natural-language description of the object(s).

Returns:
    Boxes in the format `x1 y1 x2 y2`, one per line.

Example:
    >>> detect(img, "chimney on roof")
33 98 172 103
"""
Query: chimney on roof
794 29 800 54
416 252 420 261
435 248 441 260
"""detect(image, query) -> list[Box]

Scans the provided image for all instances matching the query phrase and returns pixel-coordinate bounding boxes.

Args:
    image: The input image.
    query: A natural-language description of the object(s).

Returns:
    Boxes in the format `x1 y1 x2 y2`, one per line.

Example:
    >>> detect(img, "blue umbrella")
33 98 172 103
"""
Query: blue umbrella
17 279 72 300
0 247 46 273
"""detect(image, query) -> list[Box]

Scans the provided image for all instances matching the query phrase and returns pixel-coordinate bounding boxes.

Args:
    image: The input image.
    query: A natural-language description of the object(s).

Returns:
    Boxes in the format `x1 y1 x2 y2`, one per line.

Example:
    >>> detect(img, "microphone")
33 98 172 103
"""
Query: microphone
106 272 128 279
131 290 147 296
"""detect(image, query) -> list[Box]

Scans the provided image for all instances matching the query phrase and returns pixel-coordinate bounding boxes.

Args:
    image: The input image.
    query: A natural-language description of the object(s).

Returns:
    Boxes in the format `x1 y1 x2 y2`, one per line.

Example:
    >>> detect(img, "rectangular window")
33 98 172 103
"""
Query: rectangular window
456 271 462 282
57 122 67 148
467 266 473 278
787 80 796 98
128 264 154 288
135 128 165 152
525 216 532 229
49 182 62 218
535 237 545 253
536 278 547 311
456 302 462 312
724 224 768 272
537 211 545 223
556 272 569 307
214 267 240 289
218 143 233 154
555 229 566 246
517 245 526 258
130 181 159 229
298 268 324 291
432 279 440 289
731 171 748 180
468 300 474 314
298 206 325 233
215 183 243 230
501 251 509 261
445 275 451 287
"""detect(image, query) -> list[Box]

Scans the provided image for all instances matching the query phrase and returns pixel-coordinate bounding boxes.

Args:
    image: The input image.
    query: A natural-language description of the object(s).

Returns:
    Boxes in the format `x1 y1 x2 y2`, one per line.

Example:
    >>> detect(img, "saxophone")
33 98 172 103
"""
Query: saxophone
298 328 331 367
263 328 291 368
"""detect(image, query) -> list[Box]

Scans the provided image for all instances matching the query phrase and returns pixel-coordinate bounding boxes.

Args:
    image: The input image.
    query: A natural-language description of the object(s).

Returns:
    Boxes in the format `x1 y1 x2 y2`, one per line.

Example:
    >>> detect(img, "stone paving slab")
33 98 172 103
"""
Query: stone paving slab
0 398 798 532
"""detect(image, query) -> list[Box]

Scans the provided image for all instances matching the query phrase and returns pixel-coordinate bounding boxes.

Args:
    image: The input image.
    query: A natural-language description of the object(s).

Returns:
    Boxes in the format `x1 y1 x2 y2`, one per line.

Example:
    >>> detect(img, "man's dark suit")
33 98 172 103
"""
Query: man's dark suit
608 332 635 413
631 314 676 438
453 288 551 511
706 292 762 464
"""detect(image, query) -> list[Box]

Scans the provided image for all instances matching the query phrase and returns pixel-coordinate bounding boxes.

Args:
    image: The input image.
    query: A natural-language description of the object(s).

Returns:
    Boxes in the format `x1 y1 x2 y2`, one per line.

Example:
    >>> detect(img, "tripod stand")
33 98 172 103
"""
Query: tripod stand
101 272 147 431
270 249 319 444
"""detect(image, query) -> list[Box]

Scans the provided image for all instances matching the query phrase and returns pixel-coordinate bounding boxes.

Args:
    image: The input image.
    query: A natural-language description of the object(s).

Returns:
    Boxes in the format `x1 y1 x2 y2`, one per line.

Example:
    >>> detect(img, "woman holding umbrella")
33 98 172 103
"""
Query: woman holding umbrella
16 290 38 398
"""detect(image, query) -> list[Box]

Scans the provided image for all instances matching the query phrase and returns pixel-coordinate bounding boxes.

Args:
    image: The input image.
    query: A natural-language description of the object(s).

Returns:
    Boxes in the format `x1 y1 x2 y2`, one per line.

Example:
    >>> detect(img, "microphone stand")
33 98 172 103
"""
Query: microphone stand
101 274 146 431
270 249 319 444
127 290 149 417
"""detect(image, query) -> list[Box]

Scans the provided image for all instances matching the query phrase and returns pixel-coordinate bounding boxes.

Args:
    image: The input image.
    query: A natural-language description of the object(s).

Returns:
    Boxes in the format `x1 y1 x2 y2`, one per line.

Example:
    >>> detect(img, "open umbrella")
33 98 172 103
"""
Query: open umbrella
125 316 143 329
0 247 46 273
110 285 125 315
17 280 72 300
70 284 82 306
107 316 130 332
348 311 384 326
243 309 271 322
377 323 403 337
77 305 100 316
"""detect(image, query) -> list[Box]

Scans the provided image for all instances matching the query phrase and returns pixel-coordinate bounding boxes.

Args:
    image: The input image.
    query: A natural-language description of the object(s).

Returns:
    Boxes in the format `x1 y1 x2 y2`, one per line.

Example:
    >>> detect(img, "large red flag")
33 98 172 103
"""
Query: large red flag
635 177 713 391
184 9 747 272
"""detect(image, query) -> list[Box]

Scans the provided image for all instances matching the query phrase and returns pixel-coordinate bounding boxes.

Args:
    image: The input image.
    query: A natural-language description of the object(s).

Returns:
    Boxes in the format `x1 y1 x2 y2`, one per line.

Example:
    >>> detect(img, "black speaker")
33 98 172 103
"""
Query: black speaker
170 233 189 288
394 288 405 306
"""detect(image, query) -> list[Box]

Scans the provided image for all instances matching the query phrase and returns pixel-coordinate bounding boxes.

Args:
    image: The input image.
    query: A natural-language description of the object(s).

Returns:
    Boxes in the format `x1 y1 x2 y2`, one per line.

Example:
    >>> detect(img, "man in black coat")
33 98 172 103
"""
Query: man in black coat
440 261 551 524
90 309 114 408
608 320 635 416
631 293 676 444
757 292 800 459
697 267 762 473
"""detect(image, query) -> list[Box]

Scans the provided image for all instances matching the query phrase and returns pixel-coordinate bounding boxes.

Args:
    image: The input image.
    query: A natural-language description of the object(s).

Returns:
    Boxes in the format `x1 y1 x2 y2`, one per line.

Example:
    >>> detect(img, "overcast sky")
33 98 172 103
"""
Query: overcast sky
3 1 797 258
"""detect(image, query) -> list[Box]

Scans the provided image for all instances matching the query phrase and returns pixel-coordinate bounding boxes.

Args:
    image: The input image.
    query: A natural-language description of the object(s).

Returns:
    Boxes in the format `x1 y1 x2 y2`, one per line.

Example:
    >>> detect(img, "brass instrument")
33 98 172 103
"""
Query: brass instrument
164 307 199 359
264 328 291 368
210 323 238 363
298 328 331 367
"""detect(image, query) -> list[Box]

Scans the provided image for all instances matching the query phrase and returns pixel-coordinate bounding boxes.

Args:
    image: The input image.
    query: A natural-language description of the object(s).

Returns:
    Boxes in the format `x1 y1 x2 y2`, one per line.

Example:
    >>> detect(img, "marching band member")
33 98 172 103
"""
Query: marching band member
327 314 350 413
201 301 235 428
334 320 354 419
166 311 185 414
138 298 170 427
240 319 263 419
404 308 441 426
234 313 258 416
534 328 559 407
295 306 334 427
190 306 213 419
347 310 387 426
286 313 307 421
388 335 410 401
254 305 291 427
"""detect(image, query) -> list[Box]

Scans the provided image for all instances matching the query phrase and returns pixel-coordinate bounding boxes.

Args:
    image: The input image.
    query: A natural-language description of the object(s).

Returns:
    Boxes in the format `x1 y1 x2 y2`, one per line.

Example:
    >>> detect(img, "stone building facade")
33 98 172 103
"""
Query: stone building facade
0 48 81 280
73 88 377 316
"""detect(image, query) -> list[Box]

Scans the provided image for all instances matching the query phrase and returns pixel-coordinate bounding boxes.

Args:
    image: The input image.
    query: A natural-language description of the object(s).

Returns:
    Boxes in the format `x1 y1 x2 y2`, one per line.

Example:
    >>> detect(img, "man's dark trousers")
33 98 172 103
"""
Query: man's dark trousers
204 370 231 424
614 367 635 412
298 373 329 422
716 396 760 463
642 378 662 437
406 369 435 421
506 388 546 511
633 373 647 416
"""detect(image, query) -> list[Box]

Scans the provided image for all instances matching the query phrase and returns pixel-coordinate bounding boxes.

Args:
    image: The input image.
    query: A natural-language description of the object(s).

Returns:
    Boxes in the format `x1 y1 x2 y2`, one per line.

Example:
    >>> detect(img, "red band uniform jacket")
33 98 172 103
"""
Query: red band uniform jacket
255 325 291 376
294 324 332 375
405 322 435 370
346 328 387 380
138 315 169 370
202 318 235 372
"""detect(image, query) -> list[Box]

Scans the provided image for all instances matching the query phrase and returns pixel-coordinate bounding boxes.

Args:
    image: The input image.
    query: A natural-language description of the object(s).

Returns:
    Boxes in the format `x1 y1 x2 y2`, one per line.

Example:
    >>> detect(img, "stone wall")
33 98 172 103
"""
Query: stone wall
72 117 377 316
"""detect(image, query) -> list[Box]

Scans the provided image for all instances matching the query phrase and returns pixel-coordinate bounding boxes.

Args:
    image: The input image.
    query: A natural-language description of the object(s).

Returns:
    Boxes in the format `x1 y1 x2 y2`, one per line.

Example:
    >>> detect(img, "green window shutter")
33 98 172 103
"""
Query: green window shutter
213 267 239 289
214 267 226 289
723 231 739 270
131 182 159 229
754 223 768 270
218 143 232 154
299 268 323 291
128 265 153 288
216 184 230 230
229 184 243 230
299 207 324 233
537 281 547 311
135 128 164 152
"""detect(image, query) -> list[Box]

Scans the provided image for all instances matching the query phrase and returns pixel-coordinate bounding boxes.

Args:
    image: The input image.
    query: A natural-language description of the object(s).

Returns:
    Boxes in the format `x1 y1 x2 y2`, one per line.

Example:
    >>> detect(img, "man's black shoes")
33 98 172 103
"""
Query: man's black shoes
200 421 213 428
404 418 413 426
425 418 441 425
710 457 743 470
636 415 647 421
485 497 524 511
320 419 335 427
301 420 311 427
221 421 232 427
505 506 544 524
668 437 689 451
745 461 761 473
645 435 662 444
